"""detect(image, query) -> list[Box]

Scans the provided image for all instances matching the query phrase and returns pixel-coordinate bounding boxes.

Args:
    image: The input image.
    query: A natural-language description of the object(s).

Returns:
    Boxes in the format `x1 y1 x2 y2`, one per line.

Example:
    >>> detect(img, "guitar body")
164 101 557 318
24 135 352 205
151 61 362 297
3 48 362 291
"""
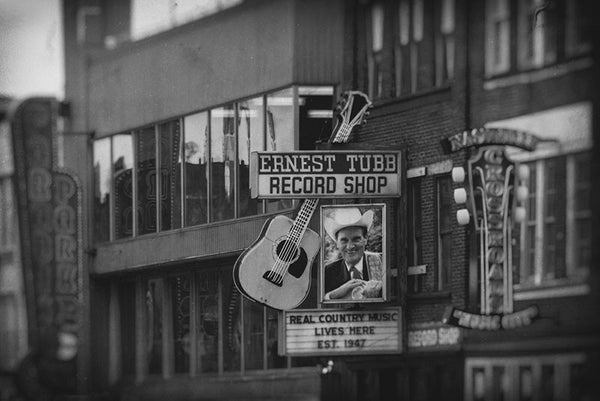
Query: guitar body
233 215 320 310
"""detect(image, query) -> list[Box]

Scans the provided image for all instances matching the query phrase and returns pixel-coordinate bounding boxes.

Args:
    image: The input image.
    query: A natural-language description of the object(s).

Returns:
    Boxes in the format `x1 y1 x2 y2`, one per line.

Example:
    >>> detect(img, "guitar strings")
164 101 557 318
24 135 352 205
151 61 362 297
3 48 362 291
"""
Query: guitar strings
268 198 318 284
269 198 317 283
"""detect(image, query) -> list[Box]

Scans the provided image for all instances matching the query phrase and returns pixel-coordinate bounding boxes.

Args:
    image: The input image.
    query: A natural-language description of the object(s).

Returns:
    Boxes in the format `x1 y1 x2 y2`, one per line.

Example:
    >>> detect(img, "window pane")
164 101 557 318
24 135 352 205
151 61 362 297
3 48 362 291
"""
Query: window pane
146 278 163 375
492 366 508 401
118 281 136 377
519 366 533 401
137 127 157 235
437 176 453 290
195 270 219 373
371 3 384 51
574 154 591 270
569 362 585 401
266 89 295 152
0 179 17 251
472 367 486 401
93 138 111 242
543 157 566 279
267 307 285 369
113 134 134 239
238 97 264 217
298 86 333 149
169 275 190 374
222 274 241 372
266 89 294 212
184 112 209 226
159 120 182 231
243 298 264 370
211 105 236 222
541 364 554 401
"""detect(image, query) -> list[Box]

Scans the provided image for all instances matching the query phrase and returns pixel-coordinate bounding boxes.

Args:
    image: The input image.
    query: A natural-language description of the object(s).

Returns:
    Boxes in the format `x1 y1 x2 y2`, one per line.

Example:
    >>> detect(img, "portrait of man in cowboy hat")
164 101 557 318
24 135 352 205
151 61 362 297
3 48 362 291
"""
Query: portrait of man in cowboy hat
321 204 386 303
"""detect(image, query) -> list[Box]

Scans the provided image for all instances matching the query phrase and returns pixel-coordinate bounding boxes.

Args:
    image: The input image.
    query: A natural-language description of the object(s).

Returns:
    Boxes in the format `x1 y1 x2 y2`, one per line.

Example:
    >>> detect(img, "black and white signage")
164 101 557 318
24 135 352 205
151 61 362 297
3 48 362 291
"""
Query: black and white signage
251 151 402 198
280 307 402 356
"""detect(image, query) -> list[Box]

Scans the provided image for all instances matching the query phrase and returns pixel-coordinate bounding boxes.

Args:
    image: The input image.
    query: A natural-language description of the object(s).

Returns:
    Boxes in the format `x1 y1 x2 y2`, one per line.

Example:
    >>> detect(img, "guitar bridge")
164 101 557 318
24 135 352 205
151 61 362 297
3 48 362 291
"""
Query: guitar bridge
263 271 283 287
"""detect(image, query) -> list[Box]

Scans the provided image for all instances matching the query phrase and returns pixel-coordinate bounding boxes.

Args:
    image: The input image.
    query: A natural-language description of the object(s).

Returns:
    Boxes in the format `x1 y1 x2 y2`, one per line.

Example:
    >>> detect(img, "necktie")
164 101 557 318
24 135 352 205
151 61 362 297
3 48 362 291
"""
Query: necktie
350 266 362 280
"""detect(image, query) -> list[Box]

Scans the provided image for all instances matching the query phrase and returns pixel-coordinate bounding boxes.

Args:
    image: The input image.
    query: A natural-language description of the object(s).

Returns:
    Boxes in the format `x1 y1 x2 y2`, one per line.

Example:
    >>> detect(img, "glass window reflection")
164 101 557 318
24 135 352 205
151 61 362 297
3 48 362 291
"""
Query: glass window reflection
93 137 111 242
238 97 264 217
184 112 209 226
195 270 219 373
266 89 294 212
211 105 236 222
159 121 182 231
137 127 157 235
113 134 134 239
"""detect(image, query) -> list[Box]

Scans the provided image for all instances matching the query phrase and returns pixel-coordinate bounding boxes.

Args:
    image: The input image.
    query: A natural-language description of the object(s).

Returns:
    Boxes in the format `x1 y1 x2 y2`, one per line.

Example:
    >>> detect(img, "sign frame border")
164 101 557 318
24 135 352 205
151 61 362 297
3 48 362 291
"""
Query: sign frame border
250 150 403 199
279 306 403 357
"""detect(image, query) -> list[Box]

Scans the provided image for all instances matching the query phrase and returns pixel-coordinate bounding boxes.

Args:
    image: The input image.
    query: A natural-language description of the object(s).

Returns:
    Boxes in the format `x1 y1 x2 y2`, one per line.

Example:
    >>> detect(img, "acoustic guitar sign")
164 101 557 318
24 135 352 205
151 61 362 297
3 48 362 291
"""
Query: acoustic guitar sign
250 150 402 198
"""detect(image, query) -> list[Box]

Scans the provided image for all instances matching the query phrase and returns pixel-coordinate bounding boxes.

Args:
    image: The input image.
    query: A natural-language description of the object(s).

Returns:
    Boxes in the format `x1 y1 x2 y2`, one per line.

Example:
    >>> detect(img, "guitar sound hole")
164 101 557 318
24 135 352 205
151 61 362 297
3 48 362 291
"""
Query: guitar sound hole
275 240 300 263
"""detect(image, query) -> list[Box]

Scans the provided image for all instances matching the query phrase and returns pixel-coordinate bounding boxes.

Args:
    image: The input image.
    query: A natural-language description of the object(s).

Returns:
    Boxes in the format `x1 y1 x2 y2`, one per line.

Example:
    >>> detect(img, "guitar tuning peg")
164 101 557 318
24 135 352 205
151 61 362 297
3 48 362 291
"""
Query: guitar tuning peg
361 119 368 125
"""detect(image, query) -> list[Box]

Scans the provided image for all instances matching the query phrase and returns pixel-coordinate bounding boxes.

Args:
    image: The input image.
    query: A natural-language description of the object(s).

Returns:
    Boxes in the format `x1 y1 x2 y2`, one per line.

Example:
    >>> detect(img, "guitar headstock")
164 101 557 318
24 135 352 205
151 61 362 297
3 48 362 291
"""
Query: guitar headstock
329 91 372 144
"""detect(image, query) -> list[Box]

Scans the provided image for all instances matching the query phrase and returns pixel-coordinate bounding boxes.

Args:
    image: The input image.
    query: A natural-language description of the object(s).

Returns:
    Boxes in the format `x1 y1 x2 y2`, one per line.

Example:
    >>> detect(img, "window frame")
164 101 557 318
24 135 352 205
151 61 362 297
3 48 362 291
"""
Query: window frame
107 263 296 383
435 174 453 291
465 354 586 401
92 85 334 243
515 152 590 290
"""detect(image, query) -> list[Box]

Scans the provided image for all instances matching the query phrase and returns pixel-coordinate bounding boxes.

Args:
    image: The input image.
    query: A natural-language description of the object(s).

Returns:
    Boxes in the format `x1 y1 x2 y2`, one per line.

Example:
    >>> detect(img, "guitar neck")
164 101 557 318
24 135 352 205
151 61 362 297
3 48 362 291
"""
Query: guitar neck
288 198 319 245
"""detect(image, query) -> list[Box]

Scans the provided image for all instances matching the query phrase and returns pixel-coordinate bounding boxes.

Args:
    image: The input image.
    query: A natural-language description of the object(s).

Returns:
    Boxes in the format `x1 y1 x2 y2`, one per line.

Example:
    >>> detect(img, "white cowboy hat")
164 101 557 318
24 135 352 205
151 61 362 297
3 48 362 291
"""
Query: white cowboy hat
324 207 374 241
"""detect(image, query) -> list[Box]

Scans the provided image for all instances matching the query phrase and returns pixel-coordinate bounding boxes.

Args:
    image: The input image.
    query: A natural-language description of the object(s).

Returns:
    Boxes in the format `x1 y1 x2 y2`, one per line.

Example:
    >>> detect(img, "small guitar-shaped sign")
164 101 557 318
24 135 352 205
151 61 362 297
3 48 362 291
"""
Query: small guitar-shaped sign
233 91 372 310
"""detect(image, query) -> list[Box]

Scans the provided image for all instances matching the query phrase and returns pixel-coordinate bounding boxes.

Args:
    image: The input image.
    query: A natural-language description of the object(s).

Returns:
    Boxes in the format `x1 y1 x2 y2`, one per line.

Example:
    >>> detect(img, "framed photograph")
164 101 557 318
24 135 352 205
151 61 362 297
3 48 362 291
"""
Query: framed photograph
320 203 387 304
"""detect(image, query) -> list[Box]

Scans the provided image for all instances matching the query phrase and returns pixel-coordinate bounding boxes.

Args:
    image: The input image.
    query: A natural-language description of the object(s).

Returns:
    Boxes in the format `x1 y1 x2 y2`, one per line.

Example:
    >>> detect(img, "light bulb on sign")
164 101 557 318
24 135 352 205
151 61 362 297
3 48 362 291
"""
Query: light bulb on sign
454 188 467 204
457 209 470 225
451 167 465 183
517 164 530 181
514 206 526 222
516 186 529 201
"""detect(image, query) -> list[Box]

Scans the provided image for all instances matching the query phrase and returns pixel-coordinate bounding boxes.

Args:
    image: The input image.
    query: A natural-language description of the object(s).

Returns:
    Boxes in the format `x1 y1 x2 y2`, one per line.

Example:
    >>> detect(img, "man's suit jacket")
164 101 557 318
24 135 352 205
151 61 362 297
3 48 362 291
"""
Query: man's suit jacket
324 251 383 295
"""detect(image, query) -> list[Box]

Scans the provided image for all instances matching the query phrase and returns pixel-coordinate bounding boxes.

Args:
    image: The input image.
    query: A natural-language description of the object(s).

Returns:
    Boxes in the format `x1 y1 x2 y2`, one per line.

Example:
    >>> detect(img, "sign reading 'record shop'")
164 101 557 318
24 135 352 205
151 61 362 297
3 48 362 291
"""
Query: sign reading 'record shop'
251 151 402 198
281 307 402 356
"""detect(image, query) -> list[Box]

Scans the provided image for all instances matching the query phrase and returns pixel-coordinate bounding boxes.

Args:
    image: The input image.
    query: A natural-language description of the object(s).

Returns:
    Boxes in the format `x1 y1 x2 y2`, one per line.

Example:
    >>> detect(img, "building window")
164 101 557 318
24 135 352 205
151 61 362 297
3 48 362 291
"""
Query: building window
265 88 295 212
238 97 264 218
466 354 587 401
485 0 510 76
210 105 236 222
92 86 333 242
515 152 590 287
436 175 453 291
393 0 454 97
565 0 592 57
113 133 134 239
517 0 557 70
93 137 111 242
108 261 293 381
407 178 424 293
485 0 591 77
183 112 209 226
159 121 182 231
368 2 385 99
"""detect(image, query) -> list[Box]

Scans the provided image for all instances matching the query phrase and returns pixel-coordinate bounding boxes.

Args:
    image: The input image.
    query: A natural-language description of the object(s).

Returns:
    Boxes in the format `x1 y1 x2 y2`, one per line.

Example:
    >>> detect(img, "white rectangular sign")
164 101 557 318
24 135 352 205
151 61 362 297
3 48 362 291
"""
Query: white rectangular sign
251 151 402 198
281 307 402 356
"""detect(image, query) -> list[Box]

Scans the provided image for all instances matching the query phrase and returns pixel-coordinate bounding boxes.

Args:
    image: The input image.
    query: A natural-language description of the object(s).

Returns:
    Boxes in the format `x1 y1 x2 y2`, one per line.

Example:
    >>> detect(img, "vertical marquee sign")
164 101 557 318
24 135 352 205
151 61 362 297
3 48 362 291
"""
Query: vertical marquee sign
442 128 543 323
11 98 84 365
